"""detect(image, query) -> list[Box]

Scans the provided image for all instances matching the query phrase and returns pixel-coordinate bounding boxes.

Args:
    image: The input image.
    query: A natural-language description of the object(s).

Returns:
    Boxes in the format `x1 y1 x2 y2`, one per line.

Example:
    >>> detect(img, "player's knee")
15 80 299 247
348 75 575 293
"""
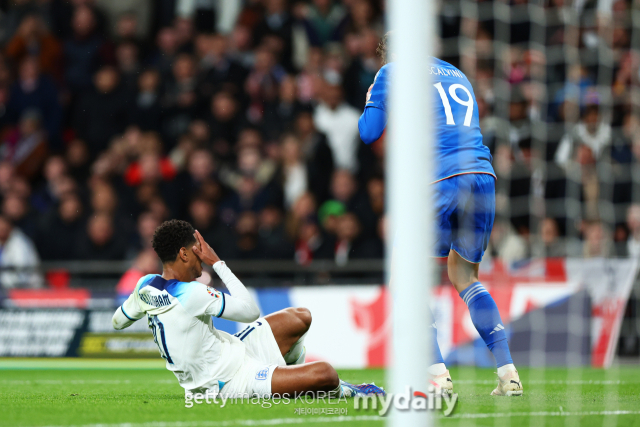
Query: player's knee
295 307 312 330
314 361 339 389
285 307 312 331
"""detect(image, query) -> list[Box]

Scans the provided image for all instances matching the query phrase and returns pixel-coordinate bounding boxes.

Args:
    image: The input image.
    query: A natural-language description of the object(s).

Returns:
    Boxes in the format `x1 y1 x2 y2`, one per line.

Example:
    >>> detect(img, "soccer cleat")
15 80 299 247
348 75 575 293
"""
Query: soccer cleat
490 369 523 396
339 379 386 397
429 370 453 395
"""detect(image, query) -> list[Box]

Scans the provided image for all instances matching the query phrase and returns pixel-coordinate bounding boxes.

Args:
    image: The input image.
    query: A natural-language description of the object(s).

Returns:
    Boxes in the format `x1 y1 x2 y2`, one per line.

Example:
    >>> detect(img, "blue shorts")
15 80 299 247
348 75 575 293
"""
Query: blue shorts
433 173 495 263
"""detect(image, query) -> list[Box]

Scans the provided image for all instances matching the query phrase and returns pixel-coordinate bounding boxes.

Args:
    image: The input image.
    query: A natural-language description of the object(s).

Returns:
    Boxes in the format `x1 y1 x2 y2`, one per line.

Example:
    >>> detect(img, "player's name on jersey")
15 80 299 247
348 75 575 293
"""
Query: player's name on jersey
428 66 464 78
139 293 171 307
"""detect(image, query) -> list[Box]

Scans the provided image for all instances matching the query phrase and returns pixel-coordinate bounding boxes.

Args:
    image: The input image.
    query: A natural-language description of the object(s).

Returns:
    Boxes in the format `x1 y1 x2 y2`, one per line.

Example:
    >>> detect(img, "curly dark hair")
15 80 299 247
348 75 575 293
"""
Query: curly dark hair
376 31 392 65
152 220 196 263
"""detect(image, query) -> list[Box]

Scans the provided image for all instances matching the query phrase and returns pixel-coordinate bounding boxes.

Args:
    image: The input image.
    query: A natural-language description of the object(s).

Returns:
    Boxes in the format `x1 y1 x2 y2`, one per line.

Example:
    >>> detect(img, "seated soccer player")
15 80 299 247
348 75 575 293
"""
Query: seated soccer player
358 32 523 396
112 219 384 398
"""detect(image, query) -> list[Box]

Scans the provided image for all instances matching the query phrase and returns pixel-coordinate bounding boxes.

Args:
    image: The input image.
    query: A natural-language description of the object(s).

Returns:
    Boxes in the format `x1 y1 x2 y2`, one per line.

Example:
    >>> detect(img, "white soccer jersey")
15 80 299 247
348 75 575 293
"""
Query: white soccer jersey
117 267 248 392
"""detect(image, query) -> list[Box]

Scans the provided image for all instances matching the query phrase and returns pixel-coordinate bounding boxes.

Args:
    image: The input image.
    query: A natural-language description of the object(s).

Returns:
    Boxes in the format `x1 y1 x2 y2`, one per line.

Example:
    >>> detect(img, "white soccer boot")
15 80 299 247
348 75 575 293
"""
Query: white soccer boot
429 370 453 395
490 369 523 396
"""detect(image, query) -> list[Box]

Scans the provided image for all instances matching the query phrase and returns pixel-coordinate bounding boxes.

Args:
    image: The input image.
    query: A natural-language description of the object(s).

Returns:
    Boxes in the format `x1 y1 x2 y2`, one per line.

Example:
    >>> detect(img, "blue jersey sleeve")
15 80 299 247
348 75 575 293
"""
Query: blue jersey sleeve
358 107 386 144
366 64 392 111
359 64 392 144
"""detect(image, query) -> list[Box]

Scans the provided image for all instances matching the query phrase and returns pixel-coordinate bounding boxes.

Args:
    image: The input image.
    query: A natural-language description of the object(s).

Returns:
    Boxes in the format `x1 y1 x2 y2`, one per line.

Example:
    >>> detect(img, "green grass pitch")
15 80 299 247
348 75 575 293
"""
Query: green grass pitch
2 359 640 427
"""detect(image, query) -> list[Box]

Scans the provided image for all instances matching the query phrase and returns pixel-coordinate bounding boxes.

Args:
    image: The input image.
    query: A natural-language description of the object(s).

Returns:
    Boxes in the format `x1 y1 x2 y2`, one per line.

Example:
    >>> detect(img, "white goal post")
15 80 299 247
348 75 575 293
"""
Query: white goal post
387 0 435 426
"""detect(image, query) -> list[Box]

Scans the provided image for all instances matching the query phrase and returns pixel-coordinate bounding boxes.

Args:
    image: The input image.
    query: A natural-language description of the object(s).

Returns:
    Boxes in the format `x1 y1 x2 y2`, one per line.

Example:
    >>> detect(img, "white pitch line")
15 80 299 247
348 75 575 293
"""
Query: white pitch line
454 380 628 385
36 410 640 427
1 379 175 385
447 410 640 419
6 379 630 386
39 416 383 427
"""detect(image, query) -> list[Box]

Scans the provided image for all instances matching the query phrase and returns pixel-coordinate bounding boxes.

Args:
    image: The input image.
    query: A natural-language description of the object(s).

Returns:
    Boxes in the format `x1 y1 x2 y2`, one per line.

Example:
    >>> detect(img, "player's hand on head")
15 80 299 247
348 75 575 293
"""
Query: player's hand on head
192 230 221 266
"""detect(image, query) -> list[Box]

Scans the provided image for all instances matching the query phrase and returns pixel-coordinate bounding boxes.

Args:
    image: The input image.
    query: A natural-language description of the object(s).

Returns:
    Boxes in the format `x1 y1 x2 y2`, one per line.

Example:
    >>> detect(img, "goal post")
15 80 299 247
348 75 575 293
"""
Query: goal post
387 0 435 426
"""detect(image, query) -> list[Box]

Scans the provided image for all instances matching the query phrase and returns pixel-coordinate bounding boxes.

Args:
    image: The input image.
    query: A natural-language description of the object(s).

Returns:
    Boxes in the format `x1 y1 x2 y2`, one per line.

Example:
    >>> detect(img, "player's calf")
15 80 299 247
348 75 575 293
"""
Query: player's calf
271 361 339 395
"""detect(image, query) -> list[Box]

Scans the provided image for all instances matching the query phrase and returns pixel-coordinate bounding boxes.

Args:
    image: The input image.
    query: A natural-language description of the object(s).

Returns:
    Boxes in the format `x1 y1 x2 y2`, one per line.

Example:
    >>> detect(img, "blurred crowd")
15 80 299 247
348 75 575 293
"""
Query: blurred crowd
0 0 638 288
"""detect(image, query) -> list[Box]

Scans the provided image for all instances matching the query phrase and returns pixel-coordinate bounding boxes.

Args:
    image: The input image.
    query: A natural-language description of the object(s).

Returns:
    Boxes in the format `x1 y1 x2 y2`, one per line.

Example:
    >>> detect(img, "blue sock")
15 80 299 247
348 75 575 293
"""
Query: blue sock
459 282 513 368
428 308 445 365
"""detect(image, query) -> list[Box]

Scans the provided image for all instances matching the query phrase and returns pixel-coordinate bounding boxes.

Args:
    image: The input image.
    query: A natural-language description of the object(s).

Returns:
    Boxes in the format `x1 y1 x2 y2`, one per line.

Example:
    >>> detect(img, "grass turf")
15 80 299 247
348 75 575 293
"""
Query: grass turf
1 359 640 427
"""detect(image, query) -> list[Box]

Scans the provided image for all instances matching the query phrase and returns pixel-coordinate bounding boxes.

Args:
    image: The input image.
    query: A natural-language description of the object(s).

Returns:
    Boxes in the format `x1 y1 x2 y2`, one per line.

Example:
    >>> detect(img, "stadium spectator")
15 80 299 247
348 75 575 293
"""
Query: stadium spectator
252 0 295 71
114 40 141 92
196 33 248 99
302 0 347 46
485 218 528 264
279 133 307 209
294 216 333 265
294 110 334 204
6 56 62 150
263 75 305 140
63 5 113 93
36 192 85 261
115 249 160 300
72 66 129 155
76 212 128 261
126 211 161 259
313 78 361 173
150 27 179 80
187 196 235 260
128 69 162 132
582 221 614 258
343 29 380 108
626 204 640 259
0 214 42 288
257 205 294 259
333 212 382 265
531 217 565 258
555 103 612 169
2 192 37 240
5 14 62 81
329 169 376 237
2 109 48 179
162 53 199 143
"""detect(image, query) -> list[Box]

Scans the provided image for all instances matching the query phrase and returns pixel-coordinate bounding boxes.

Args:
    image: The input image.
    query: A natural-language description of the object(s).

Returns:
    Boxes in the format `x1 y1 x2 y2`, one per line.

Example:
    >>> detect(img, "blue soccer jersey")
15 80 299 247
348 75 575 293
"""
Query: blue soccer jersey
359 58 495 183
359 57 496 262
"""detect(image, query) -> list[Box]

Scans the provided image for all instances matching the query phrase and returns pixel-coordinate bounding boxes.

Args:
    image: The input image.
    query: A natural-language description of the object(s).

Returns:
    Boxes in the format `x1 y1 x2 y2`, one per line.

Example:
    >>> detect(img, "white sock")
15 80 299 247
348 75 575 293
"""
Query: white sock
284 332 307 365
331 381 348 398
427 363 447 376
497 364 516 377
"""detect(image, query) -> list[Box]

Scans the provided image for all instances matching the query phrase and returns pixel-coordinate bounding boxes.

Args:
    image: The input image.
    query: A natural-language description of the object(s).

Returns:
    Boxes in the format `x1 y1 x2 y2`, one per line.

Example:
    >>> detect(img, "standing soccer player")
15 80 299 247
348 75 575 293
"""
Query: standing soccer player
359 33 523 396
112 220 384 399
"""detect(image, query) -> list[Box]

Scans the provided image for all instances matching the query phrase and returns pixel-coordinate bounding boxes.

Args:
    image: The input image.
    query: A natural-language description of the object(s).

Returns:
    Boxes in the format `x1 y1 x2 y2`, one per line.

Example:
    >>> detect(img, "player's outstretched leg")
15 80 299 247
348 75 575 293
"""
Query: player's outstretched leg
265 307 385 397
270 362 385 397
428 308 453 395
448 250 523 396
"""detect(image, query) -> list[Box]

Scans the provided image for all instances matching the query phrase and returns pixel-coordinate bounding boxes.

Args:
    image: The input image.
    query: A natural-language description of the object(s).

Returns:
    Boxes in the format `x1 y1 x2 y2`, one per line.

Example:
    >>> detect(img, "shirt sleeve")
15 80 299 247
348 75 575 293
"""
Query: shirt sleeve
359 107 387 144
212 261 261 323
178 262 260 323
359 65 389 144
112 293 145 330
179 283 226 318
366 65 390 111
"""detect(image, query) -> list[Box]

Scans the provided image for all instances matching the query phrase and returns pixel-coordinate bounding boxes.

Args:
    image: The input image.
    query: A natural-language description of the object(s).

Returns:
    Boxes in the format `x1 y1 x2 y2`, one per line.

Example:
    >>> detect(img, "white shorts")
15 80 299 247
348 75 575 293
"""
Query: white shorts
220 318 286 398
